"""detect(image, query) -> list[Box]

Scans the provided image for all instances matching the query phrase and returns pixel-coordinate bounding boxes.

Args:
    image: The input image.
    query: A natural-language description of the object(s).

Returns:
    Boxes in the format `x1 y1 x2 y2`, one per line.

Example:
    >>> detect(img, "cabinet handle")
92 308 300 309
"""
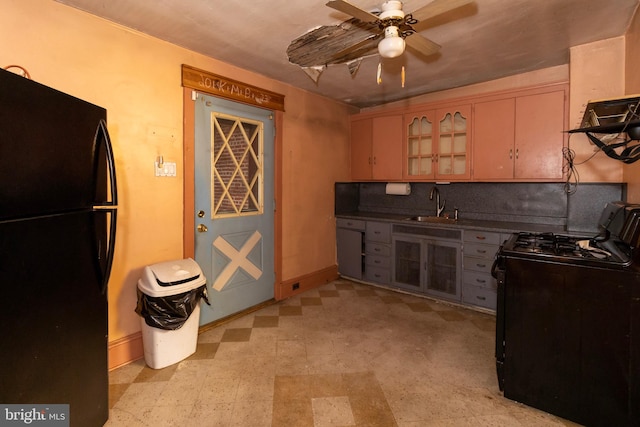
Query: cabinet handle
509 149 513 160
476 296 487 301
476 278 487 284
515 148 519 159
374 248 380 252
476 263 487 268
375 274 381 278
368 156 372 165
476 249 487 254
374 260 380 264
476 236 486 240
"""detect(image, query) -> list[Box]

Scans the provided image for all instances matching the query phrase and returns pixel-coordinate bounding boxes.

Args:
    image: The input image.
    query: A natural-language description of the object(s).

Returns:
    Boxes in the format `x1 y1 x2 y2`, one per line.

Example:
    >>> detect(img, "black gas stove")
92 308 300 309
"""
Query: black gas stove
493 201 640 427
501 231 631 268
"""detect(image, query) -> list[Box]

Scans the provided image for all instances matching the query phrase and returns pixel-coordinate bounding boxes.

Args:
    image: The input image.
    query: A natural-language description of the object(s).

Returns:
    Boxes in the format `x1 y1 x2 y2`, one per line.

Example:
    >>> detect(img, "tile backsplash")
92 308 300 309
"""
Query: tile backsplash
335 182 627 233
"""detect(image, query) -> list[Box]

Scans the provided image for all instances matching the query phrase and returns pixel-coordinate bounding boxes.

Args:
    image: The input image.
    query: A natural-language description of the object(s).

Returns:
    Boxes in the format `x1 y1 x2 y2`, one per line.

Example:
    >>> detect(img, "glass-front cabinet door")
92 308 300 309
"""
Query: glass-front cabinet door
424 240 461 301
436 106 470 179
393 236 461 300
405 111 435 179
392 236 423 292
404 105 471 180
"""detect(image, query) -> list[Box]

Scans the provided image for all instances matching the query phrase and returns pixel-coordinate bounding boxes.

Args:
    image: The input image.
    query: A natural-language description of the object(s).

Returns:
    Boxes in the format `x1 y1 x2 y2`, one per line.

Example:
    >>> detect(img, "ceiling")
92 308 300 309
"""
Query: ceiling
55 0 639 108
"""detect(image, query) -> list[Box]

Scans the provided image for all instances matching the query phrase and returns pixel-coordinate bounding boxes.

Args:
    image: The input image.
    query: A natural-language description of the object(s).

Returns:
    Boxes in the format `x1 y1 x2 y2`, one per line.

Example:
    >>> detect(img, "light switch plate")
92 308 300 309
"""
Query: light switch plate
155 161 176 177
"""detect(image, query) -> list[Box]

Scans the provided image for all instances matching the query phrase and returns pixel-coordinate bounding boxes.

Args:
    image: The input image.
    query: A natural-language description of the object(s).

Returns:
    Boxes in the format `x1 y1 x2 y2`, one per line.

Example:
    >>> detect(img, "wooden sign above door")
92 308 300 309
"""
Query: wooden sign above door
182 64 285 112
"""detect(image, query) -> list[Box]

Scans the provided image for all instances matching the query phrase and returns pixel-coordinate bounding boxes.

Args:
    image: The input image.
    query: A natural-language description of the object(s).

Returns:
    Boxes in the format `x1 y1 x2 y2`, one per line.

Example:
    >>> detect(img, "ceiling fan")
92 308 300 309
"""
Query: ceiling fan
326 0 473 59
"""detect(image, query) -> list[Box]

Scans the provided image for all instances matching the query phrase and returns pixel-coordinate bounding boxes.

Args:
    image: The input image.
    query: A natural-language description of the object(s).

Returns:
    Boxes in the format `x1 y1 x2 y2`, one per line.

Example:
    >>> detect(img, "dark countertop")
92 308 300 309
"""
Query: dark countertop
336 211 571 235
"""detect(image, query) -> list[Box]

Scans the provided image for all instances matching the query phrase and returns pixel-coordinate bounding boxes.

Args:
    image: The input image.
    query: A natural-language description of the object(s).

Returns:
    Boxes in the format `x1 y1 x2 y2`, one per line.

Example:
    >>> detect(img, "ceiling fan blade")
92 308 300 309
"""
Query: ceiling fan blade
409 0 473 23
405 33 441 57
326 0 379 23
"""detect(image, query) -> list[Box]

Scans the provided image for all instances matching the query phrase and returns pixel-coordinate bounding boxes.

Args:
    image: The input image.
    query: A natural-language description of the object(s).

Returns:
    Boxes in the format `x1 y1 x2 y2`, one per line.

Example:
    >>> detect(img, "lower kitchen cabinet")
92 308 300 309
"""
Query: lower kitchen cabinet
425 240 461 301
364 221 392 284
393 237 423 292
392 225 462 302
336 217 506 312
462 230 506 310
336 218 365 280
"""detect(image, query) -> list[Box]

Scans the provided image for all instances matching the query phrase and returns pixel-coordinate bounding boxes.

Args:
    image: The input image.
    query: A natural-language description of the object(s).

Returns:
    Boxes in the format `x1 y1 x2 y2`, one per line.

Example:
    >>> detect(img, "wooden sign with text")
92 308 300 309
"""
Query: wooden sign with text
182 64 285 111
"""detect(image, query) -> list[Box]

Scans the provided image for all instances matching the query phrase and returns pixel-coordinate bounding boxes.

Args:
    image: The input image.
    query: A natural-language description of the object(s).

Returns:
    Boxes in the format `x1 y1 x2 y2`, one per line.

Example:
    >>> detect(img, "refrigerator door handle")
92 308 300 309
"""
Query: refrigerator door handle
93 119 117 294
94 119 118 206
101 207 117 295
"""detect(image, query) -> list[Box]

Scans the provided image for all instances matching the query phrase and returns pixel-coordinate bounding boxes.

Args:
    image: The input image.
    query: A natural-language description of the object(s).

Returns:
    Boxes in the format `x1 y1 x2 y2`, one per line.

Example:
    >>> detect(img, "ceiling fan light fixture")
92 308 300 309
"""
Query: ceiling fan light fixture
378 26 405 58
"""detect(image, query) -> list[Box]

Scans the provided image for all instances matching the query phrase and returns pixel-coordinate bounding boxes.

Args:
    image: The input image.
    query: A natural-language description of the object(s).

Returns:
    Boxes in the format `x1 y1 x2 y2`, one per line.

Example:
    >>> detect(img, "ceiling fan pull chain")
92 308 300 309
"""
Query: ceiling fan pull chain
377 62 382 85
402 66 405 88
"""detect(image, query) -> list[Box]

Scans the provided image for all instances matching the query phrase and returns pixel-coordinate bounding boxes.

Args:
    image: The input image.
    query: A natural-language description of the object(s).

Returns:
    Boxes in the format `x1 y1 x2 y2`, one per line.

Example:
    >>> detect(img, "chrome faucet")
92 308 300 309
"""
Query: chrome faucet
429 186 446 217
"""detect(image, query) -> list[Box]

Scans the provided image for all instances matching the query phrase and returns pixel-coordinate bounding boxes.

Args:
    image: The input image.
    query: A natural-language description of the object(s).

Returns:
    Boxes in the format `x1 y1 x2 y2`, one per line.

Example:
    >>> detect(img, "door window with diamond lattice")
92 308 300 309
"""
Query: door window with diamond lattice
211 113 263 218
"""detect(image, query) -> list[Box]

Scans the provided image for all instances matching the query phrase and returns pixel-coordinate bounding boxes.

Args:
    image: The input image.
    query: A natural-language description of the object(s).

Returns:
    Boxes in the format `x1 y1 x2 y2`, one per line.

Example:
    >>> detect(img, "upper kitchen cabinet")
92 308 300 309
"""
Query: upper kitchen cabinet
404 105 471 180
473 85 568 181
350 115 403 181
404 109 435 179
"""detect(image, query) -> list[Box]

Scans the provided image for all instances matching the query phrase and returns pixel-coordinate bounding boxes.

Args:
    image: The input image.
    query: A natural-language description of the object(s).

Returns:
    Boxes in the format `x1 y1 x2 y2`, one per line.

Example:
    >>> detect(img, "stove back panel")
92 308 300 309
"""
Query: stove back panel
567 183 627 233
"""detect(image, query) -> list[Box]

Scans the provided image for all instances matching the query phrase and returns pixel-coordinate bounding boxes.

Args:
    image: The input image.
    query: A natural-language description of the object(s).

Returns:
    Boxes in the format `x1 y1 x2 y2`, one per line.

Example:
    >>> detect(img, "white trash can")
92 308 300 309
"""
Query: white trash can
136 258 207 369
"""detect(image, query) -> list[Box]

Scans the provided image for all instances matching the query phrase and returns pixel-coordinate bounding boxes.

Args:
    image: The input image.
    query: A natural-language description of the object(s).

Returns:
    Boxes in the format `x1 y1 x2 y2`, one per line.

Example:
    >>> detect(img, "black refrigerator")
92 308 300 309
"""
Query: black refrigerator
0 69 117 426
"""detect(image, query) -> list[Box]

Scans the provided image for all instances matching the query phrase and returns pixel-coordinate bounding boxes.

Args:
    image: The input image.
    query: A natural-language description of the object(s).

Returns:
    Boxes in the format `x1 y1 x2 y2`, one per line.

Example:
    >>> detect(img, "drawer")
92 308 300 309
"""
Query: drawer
464 230 501 245
463 255 493 274
462 283 497 310
366 221 391 243
365 265 390 284
366 242 391 257
337 218 366 231
463 270 497 290
464 242 498 259
366 254 391 269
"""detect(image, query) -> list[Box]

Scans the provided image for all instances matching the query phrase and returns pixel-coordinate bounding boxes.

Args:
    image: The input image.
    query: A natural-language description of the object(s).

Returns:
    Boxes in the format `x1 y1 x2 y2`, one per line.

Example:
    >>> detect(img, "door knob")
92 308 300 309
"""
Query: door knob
197 224 208 232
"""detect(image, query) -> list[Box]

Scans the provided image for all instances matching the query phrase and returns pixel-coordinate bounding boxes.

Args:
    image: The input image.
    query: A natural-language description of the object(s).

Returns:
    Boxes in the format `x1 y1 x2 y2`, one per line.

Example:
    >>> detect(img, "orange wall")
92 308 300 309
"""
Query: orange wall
625 8 640 202
0 0 352 343
569 37 625 183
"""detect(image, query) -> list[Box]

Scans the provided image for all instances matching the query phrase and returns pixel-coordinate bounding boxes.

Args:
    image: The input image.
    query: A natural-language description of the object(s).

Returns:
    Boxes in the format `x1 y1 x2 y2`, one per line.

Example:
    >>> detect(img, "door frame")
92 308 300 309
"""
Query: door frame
183 87 284 300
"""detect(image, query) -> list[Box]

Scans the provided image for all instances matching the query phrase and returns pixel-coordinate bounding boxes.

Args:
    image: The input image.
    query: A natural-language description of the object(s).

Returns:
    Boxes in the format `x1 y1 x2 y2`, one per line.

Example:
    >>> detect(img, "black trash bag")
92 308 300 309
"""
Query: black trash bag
135 285 210 330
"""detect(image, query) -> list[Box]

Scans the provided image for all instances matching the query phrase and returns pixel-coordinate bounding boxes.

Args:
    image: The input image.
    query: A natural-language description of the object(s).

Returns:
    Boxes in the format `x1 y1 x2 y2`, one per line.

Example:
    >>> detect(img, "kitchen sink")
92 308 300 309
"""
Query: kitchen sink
406 216 457 224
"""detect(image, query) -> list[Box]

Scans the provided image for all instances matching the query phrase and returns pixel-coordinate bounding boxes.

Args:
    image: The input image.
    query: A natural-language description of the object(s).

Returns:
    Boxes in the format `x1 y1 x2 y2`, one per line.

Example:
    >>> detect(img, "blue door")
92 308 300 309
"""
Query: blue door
194 94 275 325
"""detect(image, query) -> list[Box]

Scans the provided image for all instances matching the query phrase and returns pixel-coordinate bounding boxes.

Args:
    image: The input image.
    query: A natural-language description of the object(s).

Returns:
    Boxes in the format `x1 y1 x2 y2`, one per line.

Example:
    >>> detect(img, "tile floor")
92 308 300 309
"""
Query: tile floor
107 279 579 426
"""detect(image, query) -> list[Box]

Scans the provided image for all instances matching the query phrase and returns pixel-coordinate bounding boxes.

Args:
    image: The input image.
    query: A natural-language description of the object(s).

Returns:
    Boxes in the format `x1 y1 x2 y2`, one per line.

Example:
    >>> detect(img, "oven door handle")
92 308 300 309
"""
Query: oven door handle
491 254 503 279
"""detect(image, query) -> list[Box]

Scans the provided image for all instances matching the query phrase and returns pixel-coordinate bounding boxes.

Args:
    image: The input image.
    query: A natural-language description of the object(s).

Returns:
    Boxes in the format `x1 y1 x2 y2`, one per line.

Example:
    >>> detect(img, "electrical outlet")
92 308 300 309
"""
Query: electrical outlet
292 282 300 290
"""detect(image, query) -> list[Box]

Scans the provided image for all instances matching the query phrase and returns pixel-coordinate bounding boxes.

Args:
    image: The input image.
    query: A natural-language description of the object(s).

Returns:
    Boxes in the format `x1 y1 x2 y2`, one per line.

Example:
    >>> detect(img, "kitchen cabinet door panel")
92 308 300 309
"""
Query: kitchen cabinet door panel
472 84 567 181
425 240 461 301
435 106 471 180
351 118 373 180
515 90 565 180
350 115 403 180
372 115 403 180
393 237 424 292
337 227 363 279
404 105 470 180
473 98 515 180
404 110 436 179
